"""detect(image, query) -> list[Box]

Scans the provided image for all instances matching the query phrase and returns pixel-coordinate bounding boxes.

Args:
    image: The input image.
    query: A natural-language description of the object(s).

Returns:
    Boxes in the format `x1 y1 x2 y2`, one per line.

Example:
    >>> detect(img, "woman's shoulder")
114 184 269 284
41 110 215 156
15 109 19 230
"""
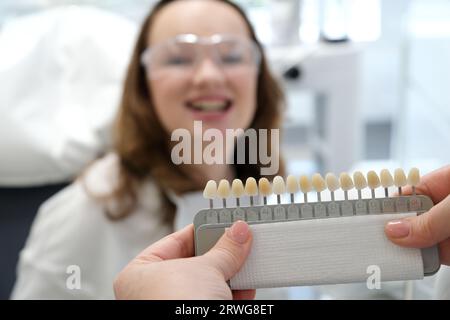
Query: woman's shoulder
37 153 162 230
22 153 164 264
80 152 121 196
34 153 121 223
79 152 162 208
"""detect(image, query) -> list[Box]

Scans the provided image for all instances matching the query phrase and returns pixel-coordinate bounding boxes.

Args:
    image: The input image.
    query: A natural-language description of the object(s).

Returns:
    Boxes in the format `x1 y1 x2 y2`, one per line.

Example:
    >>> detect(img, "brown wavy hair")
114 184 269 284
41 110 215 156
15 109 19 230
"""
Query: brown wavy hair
101 0 285 223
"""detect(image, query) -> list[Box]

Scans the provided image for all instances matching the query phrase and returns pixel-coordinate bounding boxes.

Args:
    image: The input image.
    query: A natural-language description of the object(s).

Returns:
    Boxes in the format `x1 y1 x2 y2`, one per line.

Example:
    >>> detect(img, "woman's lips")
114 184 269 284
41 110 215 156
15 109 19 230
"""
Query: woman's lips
185 99 233 121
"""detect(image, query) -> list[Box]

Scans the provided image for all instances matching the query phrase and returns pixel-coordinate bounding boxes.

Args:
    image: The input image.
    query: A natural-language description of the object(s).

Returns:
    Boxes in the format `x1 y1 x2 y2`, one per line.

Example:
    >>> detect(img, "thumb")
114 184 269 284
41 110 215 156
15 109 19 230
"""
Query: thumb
385 194 450 248
200 220 253 280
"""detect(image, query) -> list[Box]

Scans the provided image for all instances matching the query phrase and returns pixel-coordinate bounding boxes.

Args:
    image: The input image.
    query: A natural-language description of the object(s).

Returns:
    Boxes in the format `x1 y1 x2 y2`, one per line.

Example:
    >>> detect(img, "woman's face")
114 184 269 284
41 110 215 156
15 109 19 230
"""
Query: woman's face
146 0 258 136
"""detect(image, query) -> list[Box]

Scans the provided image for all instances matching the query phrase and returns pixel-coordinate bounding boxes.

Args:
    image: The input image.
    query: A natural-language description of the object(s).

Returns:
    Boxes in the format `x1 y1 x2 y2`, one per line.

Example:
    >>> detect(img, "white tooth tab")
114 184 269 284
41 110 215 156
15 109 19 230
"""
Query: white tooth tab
407 168 420 187
325 173 340 192
339 172 354 191
231 179 245 197
272 176 286 195
380 169 394 188
394 168 407 187
340 172 353 201
217 179 231 198
203 180 217 199
258 177 272 196
244 177 258 196
286 175 299 194
299 175 312 193
353 171 367 190
311 173 326 192
367 171 381 189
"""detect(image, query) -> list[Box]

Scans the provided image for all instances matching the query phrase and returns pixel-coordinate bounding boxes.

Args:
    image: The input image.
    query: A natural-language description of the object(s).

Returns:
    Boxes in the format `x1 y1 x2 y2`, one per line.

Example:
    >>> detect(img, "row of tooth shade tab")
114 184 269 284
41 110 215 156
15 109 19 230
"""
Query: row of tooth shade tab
203 168 420 206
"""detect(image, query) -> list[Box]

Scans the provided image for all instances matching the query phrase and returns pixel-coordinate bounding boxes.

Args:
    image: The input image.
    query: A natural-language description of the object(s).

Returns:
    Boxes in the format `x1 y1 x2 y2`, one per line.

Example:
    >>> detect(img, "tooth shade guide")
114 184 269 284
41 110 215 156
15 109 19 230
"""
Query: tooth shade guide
286 175 299 204
203 180 217 209
379 169 394 198
353 171 367 200
394 168 407 196
272 176 285 205
325 173 340 202
217 180 230 208
245 177 258 207
194 182 439 289
303 192 308 203
408 168 420 196
380 169 392 197
367 171 380 199
339 172 353 201
299 175 311 203
231 179 245 207
258 177 272 206
202 169 415 209
311 173 326 203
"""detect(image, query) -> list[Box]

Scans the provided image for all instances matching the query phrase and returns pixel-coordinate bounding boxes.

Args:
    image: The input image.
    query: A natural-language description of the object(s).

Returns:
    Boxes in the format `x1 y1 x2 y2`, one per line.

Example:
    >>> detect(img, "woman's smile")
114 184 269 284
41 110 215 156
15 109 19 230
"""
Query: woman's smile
185 95 233 122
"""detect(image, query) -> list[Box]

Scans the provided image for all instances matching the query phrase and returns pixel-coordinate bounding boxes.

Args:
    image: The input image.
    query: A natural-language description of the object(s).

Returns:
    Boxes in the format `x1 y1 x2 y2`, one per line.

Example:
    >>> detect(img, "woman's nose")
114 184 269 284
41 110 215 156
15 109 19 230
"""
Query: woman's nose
191 57 226 87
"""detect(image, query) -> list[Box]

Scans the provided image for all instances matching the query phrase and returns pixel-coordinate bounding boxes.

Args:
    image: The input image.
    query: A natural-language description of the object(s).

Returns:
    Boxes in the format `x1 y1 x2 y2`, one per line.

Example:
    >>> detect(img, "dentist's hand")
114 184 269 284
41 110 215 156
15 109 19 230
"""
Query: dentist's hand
114 220 254 300
385 165 450 265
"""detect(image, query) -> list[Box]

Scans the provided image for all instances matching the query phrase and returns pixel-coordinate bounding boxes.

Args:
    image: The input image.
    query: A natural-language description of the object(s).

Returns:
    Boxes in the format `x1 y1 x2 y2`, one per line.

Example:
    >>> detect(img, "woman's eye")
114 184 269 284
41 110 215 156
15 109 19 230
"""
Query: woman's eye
221 54 243 64
165 56 193 65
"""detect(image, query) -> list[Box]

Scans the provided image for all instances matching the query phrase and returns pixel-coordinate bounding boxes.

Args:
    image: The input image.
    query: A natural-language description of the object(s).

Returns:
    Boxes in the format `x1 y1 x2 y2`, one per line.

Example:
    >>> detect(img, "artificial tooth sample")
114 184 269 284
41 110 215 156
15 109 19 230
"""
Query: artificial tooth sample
272 176 286 204
325 173 340 201
339 172 354 201
367 171 381 199
217 179 231 208
380 169 394 197
286 175 299 203
244 177 258 206
203 180 217 209
299 175 312 203
311 173 326 202
394 168 407 195
231 179 245 207
353 171 367 199
258 177 272 205
407 168 420 195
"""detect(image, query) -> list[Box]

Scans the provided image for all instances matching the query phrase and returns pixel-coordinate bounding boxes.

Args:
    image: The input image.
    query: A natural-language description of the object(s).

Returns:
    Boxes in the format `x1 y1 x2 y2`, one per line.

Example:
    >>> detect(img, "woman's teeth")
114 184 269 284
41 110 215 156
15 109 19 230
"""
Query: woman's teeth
188 100 230 112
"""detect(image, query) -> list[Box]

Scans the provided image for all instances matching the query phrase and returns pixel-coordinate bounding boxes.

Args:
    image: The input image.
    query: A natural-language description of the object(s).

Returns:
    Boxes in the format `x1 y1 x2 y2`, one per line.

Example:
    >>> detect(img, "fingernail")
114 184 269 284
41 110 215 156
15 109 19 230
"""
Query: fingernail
228 220 249 244
386 220 411 238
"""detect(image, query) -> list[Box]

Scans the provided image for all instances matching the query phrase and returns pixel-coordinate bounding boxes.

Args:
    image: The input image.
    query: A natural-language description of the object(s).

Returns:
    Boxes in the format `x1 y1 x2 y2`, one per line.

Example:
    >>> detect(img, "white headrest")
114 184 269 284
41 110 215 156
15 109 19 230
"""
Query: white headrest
0 6 138 186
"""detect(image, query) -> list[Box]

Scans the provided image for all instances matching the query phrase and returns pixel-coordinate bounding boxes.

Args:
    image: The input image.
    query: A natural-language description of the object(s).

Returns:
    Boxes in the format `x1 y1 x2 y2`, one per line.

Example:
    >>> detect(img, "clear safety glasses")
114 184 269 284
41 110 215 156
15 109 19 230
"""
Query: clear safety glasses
140 34 261 79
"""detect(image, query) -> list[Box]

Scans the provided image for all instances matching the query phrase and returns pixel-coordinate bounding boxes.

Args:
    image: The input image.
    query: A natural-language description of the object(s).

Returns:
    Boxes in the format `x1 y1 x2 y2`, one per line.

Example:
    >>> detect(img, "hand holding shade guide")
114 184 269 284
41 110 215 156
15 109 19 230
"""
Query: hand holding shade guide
195 169 440 289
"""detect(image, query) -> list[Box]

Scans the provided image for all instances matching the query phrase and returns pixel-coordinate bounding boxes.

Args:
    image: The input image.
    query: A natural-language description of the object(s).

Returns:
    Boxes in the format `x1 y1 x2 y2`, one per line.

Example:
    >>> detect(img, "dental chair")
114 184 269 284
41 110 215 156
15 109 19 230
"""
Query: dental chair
0 6 137 299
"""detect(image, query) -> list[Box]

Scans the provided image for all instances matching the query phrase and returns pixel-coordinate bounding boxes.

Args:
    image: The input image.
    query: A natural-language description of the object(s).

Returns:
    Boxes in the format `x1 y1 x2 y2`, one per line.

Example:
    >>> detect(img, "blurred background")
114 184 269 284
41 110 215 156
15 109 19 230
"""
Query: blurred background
0 0 449 299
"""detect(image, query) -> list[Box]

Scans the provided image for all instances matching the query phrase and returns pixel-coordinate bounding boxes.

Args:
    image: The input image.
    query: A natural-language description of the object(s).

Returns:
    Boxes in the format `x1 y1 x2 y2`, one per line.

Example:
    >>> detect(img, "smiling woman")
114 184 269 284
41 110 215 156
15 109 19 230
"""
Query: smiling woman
140 32 260 128
144 0 261 145
12 0 285 299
